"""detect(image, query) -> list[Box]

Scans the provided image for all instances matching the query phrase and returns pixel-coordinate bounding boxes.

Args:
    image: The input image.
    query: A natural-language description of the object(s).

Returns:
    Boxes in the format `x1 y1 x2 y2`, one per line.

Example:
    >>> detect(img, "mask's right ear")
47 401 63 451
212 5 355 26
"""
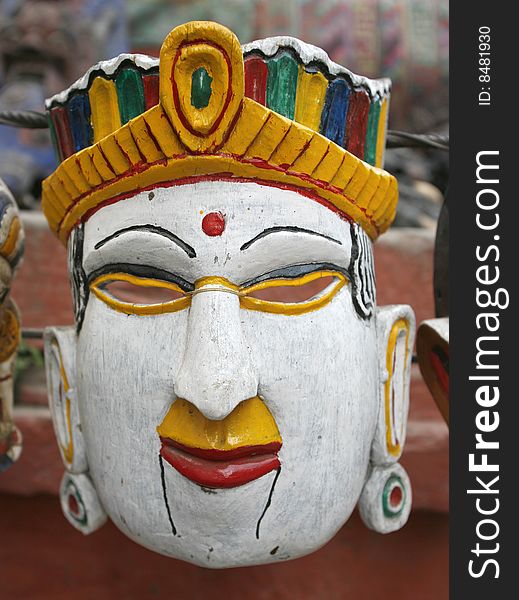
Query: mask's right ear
43 326 87 473
44 326 107 534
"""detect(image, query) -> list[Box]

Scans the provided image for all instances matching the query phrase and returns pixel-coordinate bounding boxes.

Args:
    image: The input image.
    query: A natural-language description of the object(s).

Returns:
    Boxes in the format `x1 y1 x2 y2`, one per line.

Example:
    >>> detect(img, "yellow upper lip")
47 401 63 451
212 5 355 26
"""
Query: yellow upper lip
156 396 282 452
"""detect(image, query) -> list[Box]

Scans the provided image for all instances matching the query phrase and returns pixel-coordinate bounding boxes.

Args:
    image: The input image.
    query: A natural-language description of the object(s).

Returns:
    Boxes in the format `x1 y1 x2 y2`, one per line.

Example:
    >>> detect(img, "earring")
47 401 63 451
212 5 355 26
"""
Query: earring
60 472 107 534
359 463 412 534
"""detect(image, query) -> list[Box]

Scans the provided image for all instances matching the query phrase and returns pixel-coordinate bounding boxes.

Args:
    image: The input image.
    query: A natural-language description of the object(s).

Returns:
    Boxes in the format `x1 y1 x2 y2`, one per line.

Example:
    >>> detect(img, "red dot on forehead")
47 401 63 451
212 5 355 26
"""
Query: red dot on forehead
202 212 225 236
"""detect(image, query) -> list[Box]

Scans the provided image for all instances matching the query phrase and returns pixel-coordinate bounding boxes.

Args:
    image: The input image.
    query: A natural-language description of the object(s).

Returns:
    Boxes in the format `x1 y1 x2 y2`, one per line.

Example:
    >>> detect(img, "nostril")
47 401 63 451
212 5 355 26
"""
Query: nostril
179 386 251 421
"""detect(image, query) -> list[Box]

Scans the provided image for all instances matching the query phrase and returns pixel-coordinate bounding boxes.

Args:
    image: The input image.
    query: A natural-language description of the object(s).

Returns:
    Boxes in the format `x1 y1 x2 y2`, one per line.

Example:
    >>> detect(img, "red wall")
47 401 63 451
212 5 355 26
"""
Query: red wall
1 495 448 600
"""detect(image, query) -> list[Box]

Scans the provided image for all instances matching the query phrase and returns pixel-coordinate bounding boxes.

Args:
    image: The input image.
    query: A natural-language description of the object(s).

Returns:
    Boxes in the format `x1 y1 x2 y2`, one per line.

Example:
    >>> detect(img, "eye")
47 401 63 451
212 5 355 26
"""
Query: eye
101 279 185 304
240 270 347 315
90 273 190 315
247 275 336 302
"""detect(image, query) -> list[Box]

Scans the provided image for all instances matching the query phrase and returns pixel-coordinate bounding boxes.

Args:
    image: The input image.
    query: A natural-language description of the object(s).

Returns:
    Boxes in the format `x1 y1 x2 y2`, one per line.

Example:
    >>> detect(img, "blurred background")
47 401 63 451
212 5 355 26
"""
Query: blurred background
0 1 448 598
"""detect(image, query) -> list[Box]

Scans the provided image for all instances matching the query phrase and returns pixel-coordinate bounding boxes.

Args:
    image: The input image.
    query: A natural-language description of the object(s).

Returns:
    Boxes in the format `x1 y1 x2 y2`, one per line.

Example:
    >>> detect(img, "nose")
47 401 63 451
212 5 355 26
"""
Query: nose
174 280 258 420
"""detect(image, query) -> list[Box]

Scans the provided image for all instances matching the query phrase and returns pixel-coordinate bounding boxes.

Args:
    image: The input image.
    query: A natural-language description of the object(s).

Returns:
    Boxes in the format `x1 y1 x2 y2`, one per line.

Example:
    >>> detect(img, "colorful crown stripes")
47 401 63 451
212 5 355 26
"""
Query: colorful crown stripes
47 54 160 162
242 38 391 168
47 41 390 169
42 21 398 244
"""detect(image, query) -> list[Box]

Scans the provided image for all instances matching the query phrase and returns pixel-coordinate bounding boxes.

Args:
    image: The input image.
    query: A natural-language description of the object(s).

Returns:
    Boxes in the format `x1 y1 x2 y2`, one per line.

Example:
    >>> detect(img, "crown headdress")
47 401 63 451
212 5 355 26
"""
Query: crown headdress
42 21 397 244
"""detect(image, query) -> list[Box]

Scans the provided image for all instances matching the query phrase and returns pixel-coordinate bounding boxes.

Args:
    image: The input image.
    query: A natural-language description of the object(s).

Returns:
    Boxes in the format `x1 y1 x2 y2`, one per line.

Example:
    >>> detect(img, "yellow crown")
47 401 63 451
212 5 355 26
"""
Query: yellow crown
42 21 398 244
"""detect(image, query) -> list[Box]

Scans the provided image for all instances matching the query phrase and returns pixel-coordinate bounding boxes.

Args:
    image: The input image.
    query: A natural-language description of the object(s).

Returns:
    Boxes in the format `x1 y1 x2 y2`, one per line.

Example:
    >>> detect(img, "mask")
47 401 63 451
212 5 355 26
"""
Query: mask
0 179 24 471
41 21 414 568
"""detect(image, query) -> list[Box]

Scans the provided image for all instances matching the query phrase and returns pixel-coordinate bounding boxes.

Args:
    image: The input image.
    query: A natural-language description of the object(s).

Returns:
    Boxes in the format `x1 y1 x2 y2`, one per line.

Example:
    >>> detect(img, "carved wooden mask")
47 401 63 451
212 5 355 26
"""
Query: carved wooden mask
41 21 415 567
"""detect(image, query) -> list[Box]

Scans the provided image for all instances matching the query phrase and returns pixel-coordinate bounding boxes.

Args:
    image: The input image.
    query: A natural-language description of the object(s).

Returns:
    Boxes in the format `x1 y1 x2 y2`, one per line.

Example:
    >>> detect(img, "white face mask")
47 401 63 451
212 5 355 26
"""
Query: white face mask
46 180 414 567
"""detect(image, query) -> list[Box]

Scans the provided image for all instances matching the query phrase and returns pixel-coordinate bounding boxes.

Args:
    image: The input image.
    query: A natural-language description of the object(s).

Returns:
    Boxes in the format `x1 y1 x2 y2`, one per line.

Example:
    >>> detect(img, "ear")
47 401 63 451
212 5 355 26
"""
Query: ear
44 327 107 534
44 326 88 473
371 305 416 465
416 317 449 425
359 306 415 535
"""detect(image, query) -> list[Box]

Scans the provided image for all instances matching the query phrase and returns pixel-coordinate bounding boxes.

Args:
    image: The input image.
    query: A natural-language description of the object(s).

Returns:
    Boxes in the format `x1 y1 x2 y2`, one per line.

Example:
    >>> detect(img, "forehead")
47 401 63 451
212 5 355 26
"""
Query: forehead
81 181 355 281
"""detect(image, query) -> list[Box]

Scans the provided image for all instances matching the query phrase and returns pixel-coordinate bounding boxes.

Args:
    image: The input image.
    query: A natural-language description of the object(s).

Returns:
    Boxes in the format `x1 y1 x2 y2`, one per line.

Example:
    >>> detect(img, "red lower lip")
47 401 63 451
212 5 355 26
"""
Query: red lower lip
159 438 281 488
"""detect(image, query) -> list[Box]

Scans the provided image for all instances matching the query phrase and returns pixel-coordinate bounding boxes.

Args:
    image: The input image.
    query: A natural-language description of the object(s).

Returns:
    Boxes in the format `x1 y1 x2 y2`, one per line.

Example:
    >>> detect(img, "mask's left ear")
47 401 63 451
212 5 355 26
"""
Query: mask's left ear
44 327 85 472
44 326 106 534
359 305 415 534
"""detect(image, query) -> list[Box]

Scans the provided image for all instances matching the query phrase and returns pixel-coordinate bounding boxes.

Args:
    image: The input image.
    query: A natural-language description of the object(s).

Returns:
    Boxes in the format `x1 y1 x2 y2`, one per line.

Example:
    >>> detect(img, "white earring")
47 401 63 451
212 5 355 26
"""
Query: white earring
359 463 412 533
60 472 107 534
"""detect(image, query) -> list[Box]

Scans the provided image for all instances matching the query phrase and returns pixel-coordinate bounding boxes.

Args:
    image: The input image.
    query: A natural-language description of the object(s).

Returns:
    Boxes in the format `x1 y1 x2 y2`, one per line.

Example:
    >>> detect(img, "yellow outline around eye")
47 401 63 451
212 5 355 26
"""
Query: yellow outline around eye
90 272 190 315
89 270 347 317
240 270 347 315
194 276 240 292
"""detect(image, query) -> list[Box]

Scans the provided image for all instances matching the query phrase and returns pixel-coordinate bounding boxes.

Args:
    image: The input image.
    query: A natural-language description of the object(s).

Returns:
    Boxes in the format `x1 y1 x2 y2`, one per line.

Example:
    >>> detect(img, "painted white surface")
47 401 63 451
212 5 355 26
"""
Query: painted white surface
79 182 378 567
59 472 107 534
359 463 412 533
46 181 414 567
175 282 258 420
82 182 353 284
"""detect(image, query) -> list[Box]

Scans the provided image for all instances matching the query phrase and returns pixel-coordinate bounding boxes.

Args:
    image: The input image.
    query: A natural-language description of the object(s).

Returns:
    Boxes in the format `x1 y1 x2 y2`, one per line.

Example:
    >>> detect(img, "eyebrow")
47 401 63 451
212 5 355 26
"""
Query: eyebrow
240 226 342 251
94 225 196 258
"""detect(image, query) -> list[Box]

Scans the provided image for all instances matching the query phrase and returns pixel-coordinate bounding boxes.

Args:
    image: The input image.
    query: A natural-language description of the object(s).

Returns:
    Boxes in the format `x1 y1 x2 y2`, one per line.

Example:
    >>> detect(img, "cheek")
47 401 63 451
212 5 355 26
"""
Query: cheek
238 292 379 538
76 299 188 465
241 291 379 460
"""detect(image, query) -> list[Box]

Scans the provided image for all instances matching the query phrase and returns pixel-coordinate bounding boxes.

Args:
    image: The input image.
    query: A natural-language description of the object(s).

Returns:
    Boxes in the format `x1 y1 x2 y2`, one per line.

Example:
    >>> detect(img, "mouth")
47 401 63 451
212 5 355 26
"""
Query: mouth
159 438 281 488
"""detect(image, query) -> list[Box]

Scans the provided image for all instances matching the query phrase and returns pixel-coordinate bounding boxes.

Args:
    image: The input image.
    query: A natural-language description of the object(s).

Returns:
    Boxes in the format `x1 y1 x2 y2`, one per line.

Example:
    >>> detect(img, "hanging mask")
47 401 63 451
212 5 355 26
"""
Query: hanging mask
0 180 24 471
42 21 415 567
